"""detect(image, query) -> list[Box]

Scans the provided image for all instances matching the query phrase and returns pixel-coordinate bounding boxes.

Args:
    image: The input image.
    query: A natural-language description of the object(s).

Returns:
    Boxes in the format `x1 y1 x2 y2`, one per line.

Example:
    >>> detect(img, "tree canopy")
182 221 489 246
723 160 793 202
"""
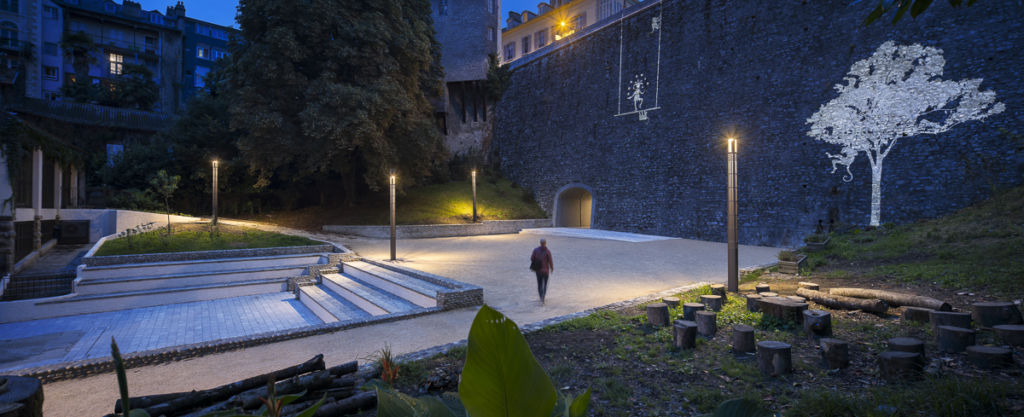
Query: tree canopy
230 0 447 200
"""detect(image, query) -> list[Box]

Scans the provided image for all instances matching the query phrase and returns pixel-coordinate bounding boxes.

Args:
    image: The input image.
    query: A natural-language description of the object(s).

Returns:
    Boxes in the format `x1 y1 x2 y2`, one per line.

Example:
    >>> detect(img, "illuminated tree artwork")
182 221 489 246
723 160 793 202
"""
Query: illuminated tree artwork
807 41 1004 226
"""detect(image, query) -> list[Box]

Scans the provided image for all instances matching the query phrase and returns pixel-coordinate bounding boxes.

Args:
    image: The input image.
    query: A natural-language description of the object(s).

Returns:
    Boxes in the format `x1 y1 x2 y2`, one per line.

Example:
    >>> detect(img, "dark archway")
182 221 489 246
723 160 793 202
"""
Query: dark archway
554 184 593 228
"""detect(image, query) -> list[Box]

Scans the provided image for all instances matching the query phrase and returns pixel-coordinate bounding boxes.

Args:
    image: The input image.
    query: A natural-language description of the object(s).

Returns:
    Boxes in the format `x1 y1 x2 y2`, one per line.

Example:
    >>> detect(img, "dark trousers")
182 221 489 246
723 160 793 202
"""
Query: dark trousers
535 272 549 300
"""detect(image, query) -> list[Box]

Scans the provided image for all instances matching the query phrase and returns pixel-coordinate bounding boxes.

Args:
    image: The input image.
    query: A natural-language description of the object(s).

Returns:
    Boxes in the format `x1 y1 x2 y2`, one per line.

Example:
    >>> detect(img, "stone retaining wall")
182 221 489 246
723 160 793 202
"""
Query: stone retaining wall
83 244 340 267
322 219 551 239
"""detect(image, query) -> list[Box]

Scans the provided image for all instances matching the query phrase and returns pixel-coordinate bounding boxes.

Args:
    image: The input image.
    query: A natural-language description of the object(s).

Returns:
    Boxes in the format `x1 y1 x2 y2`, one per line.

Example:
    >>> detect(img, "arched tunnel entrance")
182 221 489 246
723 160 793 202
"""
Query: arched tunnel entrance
554 185 593 228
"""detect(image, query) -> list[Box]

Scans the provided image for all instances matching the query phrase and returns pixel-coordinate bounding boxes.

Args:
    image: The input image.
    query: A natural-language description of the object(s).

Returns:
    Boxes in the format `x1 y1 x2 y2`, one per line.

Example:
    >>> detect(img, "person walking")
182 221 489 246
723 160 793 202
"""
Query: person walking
530 238 554 304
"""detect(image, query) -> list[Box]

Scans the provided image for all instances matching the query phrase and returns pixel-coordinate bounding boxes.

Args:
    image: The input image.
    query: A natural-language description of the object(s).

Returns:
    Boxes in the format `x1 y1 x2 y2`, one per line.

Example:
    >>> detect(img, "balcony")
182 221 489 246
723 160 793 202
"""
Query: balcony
94 36 160 58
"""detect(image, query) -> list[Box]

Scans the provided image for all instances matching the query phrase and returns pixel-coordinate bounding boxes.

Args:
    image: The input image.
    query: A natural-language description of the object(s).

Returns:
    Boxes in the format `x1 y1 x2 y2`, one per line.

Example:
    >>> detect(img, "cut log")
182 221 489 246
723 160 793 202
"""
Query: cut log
732 324 755 353
756 341 792 376
116 392 189 414
673 320 698 349
646 303 670 327
682 303 704 321
972 302 1023 328
701 295 724 312
878 351 923 381
819 338 849 369
143 354 325 416
746 294 762 312
936 326 976 353
966 346 1013 369
696 311 717 337
237 370 338 410
758 297 808 324
0 377 42 417
798 282 820 291
755 284 771 294
802 310 832 337
930 311 972 334
313 390 377 417
796 288 888 314
760 292 779 298
828 288 951 311
662 297 681 308
887 337 925 359
993 324 1024 346
278 387 357 417
327 361 358 377
786 296 807 303
902 307 932 323
710 284 728 302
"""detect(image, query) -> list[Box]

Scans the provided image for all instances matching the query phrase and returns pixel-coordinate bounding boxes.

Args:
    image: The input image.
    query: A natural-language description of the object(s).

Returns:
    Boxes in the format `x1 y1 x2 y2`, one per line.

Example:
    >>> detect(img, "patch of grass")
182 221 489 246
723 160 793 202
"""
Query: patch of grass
741 269 765 284
686 386 727 413
548 310 638 332
594 376 632 408
720 356 760 383
94 223 320 256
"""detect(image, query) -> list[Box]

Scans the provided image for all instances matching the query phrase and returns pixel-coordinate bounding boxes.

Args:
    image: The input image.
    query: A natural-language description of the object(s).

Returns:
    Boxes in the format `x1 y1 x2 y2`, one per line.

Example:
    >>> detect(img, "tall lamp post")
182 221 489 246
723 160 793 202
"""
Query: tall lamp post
726 138 738 292
389 173 397 261
471 169 478 223
212 159 219 226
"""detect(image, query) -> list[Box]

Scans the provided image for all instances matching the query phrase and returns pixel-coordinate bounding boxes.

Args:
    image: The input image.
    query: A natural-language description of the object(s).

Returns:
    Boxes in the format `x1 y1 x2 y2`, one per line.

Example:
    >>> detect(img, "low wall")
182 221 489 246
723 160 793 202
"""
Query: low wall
83 244 338 267
14 209 202 243
323 219 551 239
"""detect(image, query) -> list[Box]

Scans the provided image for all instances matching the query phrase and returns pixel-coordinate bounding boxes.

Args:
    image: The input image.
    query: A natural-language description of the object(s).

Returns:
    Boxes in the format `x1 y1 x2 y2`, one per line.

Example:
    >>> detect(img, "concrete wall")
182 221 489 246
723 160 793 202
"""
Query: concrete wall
14 209 201 242
493 0 1024 247
323 218 551 238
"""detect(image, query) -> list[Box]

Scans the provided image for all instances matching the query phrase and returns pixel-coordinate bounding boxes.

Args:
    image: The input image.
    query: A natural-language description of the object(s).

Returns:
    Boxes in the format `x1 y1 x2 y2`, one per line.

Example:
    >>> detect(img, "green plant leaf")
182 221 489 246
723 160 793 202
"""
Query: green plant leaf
864 2 887 25
376 387 462 417
459 305 557 417
712 398 774 417
892 0 912 23
293 394 327 417
910 0 933 17
276 390 306 408
568 388 591 417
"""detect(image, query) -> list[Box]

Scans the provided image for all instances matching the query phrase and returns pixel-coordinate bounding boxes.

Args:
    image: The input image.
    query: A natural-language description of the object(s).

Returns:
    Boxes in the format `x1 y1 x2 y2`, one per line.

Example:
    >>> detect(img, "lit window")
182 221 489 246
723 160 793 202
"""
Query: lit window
109 53 123 75
0 0 17 13
503 42 515 61
194 66 210 88
197 45 208 59
44 5 59 19
43 66 58 80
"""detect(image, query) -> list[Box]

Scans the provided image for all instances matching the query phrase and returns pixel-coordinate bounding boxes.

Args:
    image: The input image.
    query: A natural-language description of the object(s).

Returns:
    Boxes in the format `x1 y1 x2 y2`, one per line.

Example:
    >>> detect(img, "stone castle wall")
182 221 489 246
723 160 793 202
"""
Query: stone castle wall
493 0 1024 247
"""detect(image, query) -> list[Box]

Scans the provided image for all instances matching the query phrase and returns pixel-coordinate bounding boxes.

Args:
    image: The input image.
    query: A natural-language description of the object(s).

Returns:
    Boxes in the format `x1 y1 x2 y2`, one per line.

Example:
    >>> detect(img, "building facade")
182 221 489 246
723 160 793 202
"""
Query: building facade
180 15 232 104
501 0 635 64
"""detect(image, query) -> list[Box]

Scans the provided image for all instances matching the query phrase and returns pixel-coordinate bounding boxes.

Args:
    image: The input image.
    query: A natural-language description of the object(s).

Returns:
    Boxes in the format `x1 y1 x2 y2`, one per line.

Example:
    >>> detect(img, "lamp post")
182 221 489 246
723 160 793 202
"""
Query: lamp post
212 159 219 226
726 138 738 292
389 173 397 261
471 169 478 223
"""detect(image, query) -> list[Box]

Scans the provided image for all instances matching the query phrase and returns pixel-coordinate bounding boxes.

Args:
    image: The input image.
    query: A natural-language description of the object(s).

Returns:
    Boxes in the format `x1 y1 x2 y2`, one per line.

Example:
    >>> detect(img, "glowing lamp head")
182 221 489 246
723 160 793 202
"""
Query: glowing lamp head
389 175 396 185
560 21 566 27
727 138 737 153
212 159 219 167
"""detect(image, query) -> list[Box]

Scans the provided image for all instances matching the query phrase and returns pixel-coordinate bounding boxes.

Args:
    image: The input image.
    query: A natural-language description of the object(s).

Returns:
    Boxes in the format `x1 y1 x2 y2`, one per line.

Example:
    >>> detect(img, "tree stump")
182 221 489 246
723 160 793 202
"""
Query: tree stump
936 325 976 353
746 294 763 312
0 376 43 417
682 303 705 321
756 341 792 376
760 292 779 298
758 297 808 324
646 303 670 327
673 320 698 349
993 324 1024 346
878 351 923 381
701 295 724 312
798 282 820 291
820 338 849 369
930 311 972 334
802 310 832 337
887 337 925 357
732 324 755 353
662 297 681 308
966 345 1013 369
972 302 1023 328
696 311 717 337
786 295 807 303
755 284 771 294
710 284 728 302
902 307 932 323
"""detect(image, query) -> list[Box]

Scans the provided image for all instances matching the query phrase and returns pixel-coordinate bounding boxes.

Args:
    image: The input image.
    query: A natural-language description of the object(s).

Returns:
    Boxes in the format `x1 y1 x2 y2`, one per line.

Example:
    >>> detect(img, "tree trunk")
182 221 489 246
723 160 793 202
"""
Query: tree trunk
819 338 849 369
646 303 670 327
237 371 337 410
756 341 792 376
732 324 755 353
796 288 888 314
116 392 189 414
165 197 171 235
828 288 951 311
673 320 697 349
313 390 376 417
798 282 820 291
870 157 883 227
695 311 717 337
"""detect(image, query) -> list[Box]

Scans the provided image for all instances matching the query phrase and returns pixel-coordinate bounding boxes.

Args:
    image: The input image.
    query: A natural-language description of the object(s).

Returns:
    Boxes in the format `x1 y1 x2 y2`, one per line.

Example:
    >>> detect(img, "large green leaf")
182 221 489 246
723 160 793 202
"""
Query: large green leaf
459 305 557 417
376 387 462 417
568 389 591 417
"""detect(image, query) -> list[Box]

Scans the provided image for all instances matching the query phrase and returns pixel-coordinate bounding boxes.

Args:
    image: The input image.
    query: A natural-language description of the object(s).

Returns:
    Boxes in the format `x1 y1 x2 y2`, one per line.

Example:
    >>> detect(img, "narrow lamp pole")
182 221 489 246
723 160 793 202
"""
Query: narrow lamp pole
726 138 738 292
212 159 219 226
389 173 397 261
471 169 478 223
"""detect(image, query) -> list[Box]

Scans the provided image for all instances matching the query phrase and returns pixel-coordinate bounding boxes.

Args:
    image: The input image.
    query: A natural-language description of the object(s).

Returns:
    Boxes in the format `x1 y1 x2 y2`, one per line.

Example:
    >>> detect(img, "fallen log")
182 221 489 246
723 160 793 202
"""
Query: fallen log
327 361 359 377
828 288 950 311
796 288 888 314
238 371 340 410
314 390 377 417
143 354 325 416
115 392 189 413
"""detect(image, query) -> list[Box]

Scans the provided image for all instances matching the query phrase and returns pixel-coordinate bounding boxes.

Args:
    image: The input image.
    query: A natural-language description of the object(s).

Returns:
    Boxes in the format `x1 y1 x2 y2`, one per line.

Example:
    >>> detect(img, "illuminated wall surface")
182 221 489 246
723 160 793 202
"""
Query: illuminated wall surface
493 1 1024 247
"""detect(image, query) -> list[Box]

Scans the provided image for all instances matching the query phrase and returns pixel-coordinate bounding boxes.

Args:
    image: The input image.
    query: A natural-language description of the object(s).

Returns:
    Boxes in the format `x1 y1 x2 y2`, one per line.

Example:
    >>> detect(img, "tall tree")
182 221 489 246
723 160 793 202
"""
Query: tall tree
806 41 1004 227
230 0 447 203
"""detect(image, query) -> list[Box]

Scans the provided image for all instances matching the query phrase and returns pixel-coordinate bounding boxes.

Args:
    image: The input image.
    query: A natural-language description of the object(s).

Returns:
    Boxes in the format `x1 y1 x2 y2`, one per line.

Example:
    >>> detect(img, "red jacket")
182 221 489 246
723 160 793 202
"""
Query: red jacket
531 246 553 274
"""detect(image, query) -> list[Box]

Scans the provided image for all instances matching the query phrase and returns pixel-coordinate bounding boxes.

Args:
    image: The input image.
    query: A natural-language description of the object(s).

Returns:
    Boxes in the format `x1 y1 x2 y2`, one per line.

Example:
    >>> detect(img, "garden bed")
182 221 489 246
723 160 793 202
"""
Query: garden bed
93 222 321 256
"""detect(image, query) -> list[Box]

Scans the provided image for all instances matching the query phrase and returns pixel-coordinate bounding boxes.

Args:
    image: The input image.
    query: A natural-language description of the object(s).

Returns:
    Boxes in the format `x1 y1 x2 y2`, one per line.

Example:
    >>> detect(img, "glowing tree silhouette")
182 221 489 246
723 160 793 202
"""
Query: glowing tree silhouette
807 41 1004 226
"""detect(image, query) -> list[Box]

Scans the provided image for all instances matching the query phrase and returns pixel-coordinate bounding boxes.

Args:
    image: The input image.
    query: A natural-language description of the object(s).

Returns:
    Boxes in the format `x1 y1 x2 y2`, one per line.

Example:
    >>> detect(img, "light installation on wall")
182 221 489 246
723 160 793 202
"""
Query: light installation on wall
806 41 1004 227
615 0 664 121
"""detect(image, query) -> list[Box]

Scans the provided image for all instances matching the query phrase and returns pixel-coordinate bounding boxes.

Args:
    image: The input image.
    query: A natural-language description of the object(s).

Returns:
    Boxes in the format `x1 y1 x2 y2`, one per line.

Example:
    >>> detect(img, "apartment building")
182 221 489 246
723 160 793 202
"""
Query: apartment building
501 0 635 64
180 15 232 103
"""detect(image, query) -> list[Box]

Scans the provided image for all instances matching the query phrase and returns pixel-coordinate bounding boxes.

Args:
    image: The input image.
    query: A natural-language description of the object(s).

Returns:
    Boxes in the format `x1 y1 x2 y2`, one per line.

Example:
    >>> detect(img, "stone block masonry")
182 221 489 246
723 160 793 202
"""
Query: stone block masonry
493 0 1024 247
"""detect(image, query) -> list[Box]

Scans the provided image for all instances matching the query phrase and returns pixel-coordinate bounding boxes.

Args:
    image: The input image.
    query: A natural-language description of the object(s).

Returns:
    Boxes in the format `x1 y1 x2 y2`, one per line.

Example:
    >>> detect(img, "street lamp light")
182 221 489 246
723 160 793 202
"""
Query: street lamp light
389 173 397 261
212 159 219 226
726 138 738 292
471 169 478 223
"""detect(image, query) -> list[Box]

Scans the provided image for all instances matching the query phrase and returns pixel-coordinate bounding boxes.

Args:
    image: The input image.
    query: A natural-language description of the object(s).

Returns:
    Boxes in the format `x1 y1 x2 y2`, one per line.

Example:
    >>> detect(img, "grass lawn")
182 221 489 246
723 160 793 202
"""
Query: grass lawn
94 222 321 256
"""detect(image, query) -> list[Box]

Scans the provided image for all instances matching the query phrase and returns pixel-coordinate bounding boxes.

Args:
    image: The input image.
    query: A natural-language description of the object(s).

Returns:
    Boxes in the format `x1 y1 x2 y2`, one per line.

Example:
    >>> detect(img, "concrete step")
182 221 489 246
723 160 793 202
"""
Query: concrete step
297 285 372 323
342 262 438 308
320 273 417 316
27 278 290 320
79 253 329 281
76 265 309 296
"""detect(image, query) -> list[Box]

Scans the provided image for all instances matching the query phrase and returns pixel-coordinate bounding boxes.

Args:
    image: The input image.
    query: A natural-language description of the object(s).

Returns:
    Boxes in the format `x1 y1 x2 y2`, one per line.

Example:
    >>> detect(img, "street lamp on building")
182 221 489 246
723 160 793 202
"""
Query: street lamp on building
726 138 738 292
471 169 478 223
212 159 219 226
389 173 397 261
